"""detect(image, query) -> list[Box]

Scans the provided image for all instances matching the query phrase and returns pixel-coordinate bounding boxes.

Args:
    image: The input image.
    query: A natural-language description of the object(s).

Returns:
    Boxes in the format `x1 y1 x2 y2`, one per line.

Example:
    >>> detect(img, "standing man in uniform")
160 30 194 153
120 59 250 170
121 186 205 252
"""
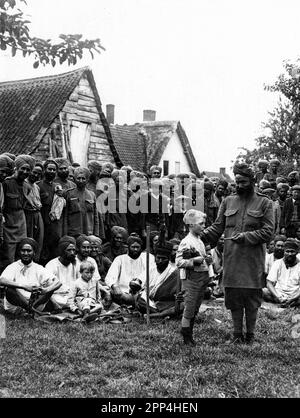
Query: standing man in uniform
202 162 274 344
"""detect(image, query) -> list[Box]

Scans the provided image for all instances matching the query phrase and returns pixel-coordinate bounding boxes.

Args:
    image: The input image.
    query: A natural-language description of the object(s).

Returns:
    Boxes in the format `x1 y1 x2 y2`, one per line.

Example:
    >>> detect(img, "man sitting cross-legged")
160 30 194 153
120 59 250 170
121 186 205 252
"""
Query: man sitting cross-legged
263 238 300 307
45 235 80 311
105 235 155 306
135 241 184 318
0 238 61 316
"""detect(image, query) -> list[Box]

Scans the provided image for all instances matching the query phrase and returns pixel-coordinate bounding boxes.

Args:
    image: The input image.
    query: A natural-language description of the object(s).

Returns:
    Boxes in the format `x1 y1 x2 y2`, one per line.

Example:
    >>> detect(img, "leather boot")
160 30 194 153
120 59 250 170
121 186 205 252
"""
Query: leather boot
180 327 195 346
189 317 196 345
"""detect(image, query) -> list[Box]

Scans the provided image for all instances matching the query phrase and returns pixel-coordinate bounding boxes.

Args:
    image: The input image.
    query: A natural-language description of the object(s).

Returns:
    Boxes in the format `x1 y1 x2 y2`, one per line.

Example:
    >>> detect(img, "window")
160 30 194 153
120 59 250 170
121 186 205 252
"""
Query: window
163 160 169 176
69 121 91 167
175 161 180 175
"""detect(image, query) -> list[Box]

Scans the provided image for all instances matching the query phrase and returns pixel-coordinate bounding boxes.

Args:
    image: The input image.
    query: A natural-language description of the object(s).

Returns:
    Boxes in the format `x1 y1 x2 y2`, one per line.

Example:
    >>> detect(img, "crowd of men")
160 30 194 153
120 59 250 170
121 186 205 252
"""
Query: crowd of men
0 153 299 347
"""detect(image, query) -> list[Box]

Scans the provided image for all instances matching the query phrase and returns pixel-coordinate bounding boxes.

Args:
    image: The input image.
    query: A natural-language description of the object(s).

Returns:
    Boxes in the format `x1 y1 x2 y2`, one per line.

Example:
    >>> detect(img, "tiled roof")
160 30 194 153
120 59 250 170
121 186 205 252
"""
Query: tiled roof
110 121 200 176
109 125 146 172
0 67 89 154
0 67 122 165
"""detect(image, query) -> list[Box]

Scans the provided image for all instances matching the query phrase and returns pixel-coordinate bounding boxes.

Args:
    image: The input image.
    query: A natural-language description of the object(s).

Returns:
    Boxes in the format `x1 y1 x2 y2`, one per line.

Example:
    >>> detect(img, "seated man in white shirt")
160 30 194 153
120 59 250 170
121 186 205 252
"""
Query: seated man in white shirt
105 235 155 306
0 238 61 316
265 235 286 275
136 242 183 318
45 235 80 311
264 238 300 307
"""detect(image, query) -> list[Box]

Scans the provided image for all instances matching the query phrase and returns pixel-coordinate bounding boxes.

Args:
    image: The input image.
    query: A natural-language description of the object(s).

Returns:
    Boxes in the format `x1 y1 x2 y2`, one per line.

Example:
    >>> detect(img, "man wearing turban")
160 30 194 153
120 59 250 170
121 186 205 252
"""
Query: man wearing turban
101 225 128 262
105 235 155 306
280 184 300 238
274 183 289 234
54 158 75 191
87 160 102 194
204 180 219 226
254 159 269 186
2 154 33 267
202 162 274 345
45 235 80 311
64 166 99 237
264 238 300 307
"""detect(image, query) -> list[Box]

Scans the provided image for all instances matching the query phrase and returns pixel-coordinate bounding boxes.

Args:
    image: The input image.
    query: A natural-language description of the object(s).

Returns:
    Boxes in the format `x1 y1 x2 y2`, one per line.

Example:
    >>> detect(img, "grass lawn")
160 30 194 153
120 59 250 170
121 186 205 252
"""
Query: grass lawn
0 301 299 398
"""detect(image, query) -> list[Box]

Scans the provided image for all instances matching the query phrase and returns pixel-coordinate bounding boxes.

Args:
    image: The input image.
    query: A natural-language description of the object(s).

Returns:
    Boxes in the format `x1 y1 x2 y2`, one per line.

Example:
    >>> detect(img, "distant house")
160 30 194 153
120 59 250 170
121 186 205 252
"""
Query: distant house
109 108 200 177
203 168 233 183
0 67 121 167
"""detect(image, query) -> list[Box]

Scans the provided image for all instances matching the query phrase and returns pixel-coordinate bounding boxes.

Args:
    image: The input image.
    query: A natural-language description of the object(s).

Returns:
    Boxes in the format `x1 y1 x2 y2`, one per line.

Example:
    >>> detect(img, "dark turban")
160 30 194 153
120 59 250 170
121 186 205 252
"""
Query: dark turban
111 226 128 240
270 159 280 166
257 159 269 168
55 158 69 168
233 162 254 179
127 235 143 248
0 154 14 170
74 167 90 180
284 238 299 251
58 235 76 255
76 234 90 249
87 160 102 172
15 155 35 171
17 237 38 254
292 185 300 191
204 180 214 191
44 158 58 170
155 241 173 258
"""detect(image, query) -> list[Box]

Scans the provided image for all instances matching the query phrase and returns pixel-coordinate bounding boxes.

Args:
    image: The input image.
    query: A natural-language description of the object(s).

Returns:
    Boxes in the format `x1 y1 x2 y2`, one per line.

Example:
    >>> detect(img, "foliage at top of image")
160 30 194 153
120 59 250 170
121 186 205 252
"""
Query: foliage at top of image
234 60 300 176
0 0 105 68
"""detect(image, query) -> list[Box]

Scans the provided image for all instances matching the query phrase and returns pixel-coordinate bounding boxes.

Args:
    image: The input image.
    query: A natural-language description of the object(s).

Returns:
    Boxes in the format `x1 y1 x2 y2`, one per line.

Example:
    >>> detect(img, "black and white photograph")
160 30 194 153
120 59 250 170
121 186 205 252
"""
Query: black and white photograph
0 0 299 403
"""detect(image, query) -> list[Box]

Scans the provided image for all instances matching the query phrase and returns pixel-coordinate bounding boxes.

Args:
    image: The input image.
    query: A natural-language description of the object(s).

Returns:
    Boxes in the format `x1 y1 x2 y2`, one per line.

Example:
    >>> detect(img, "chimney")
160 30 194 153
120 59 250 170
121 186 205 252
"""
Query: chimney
220 167 226 177
106 104 115 125
143 109 156 122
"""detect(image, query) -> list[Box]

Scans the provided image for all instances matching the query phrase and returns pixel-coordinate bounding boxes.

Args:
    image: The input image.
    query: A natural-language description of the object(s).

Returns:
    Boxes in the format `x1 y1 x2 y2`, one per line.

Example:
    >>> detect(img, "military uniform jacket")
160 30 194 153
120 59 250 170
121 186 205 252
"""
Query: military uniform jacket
204 191 274 289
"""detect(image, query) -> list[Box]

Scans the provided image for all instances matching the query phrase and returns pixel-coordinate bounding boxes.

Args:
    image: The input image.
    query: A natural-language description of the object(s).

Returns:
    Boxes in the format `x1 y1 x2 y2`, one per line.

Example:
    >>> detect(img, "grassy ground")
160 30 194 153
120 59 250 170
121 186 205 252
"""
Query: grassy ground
0 300 299 398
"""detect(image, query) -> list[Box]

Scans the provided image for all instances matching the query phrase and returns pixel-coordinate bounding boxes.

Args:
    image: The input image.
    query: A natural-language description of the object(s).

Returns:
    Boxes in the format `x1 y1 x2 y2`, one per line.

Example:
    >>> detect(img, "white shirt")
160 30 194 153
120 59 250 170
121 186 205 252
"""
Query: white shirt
105 252 155 293
267 258 300 300
2 260 57 313
45 258 80 307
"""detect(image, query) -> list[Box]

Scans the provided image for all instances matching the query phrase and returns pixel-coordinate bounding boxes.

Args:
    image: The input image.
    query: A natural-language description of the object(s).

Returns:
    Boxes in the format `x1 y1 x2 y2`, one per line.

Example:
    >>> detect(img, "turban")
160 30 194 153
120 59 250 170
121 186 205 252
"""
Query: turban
183 209 206 225
270 159 280 166
127 235 143 247
292 185 300 191
284 238 299 251
233 162 254 179
111 226 128 240
288 171 299 178
74 167 90 180
76 234 90 249
72 162 81 168
17 237 38 254
150 165 162 174
87 160 102 172
15 155 35 171
204 181 214 191
274 235 286 244
44 158 58 170
88 235 102 246
257 159 269 168
34 160 44 170
102 162 114 173
259 179 271 190
58 236 76 255
3 152 16 161
155 241 173 258
0 154 14 170
262 188 275 195
277 183 289 192
55 158 69 168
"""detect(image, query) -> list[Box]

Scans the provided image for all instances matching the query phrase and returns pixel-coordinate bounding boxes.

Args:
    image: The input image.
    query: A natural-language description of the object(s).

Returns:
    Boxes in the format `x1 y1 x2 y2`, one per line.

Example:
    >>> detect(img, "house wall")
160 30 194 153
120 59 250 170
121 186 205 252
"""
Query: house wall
158 131 191 175
34 74 115 165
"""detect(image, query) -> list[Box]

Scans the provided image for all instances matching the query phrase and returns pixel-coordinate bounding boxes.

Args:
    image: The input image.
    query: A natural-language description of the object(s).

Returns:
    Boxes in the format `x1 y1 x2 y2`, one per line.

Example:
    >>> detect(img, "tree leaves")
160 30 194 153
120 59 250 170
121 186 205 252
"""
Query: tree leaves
0 0 105 68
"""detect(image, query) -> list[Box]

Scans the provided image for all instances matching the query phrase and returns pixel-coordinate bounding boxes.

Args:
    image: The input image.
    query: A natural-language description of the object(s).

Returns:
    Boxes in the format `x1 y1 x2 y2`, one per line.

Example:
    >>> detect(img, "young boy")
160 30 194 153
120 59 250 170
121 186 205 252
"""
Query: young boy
176 209 211 346
68 260 103 321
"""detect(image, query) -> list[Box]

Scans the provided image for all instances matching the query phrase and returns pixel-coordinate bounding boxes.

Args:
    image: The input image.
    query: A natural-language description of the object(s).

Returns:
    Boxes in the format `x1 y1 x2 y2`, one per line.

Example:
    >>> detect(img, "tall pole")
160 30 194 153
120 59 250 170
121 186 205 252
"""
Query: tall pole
146 225 150 326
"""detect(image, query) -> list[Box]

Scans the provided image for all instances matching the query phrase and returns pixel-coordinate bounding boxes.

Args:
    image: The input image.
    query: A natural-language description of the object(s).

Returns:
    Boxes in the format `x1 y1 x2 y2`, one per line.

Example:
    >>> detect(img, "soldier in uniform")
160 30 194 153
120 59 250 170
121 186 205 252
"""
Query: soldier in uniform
202 162 274 344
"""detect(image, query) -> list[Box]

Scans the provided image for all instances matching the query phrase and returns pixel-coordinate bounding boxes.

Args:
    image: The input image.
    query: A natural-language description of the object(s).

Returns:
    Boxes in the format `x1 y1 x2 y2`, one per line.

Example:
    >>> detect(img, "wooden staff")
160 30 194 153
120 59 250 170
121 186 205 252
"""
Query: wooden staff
146 225 150 326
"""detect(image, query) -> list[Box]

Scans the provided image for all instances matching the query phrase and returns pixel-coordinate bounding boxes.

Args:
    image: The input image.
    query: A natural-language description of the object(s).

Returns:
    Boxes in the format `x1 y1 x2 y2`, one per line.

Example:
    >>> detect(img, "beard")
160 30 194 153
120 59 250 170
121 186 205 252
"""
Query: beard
285 255 297 266
236 185 254 196
128 250 141 260
59 171 69 180
273 249 284 259
45 172 56 181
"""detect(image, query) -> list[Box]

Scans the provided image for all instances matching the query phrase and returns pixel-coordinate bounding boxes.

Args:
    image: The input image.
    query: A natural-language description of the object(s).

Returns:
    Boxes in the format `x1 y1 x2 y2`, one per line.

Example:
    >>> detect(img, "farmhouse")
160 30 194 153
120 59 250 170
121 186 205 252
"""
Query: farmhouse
109 108 201 177
0 67 121 167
